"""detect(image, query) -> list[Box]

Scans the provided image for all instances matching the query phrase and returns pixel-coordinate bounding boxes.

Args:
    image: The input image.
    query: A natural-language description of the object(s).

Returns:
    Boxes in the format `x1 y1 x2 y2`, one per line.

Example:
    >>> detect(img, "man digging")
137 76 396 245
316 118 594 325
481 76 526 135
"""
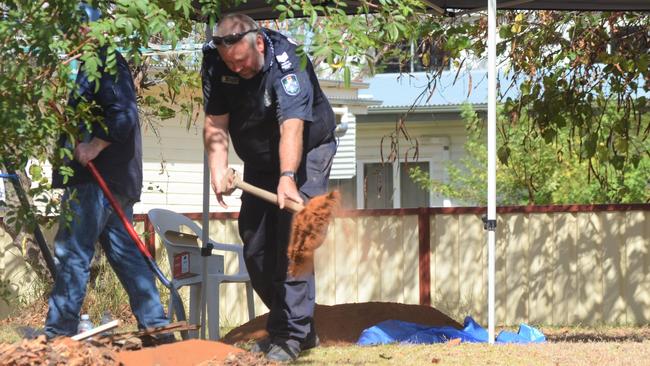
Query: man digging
202 13 337 362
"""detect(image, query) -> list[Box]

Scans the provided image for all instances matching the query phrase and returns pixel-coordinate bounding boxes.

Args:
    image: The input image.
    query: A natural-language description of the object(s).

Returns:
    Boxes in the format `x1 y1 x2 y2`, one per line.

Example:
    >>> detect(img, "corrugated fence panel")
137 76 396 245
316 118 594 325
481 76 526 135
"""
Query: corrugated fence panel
380 215 403 303
577 212 604 325
314 217 336 305
626 211 650 324
428 215 437 307
402 215 420 305
505 213 529 324
495 214 508 326
528 213 553 325
458 214 485 323
602 211 627 325
432 214 459 318
553 213 578 325
334 217 359 304
358 216 382 302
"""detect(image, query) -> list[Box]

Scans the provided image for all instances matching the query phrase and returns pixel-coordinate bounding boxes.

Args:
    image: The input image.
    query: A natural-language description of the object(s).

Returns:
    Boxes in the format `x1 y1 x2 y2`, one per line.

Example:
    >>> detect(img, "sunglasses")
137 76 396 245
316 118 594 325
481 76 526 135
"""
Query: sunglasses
212 29 259 46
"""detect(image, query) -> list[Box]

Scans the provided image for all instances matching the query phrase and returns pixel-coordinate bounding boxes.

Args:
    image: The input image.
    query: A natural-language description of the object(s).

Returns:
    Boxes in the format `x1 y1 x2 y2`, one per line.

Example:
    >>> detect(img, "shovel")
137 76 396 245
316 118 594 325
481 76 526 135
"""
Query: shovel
223 168 339 276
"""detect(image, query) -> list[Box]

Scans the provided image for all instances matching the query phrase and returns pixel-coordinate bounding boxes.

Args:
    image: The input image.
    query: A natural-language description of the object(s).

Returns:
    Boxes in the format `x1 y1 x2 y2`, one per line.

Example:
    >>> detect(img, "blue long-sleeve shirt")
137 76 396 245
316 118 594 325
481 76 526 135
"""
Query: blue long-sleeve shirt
52 49 142 200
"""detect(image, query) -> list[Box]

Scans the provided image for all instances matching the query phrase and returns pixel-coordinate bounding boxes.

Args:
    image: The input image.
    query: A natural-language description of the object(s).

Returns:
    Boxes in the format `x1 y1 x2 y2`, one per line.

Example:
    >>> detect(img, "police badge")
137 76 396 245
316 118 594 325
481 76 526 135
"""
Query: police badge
281 74 300 96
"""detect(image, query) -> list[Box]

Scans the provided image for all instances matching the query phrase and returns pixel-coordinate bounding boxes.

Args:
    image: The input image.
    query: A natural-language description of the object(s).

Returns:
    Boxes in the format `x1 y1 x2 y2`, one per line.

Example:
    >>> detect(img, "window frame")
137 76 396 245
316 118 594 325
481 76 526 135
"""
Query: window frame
356 158 435 209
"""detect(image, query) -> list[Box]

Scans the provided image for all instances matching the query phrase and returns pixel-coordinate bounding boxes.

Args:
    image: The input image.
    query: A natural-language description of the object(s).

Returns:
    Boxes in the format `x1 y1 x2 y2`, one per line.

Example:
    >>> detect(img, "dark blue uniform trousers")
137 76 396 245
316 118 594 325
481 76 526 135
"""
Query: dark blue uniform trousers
238 140 336 342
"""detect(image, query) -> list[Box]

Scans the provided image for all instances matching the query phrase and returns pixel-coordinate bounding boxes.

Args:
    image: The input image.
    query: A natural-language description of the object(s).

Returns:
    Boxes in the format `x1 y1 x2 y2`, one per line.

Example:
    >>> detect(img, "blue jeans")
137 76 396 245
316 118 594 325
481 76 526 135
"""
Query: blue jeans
45 183 168 337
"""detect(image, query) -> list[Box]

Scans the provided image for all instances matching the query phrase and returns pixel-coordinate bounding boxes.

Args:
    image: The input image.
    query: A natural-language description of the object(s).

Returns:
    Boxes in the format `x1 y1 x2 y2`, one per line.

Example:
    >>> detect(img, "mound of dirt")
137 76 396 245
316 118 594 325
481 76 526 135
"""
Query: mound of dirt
117 339 243 366
222 302 462 346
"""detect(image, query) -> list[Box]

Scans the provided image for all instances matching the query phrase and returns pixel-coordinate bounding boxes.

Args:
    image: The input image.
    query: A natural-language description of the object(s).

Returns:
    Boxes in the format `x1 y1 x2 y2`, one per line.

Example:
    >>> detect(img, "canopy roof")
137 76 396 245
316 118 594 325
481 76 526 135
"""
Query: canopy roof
219 0 650 20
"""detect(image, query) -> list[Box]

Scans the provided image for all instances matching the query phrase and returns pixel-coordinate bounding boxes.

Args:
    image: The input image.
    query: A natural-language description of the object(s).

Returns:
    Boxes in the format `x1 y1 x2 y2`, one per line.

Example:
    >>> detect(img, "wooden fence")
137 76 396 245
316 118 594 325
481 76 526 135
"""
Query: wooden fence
2 204 649 327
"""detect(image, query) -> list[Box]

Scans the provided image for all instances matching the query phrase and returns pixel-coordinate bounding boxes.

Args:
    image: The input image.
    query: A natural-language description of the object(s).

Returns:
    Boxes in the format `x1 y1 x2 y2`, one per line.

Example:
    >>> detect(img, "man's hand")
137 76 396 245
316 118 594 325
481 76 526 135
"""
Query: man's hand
204 113 231 209
210 169 236 209
74 138 111 166
277 175 303 209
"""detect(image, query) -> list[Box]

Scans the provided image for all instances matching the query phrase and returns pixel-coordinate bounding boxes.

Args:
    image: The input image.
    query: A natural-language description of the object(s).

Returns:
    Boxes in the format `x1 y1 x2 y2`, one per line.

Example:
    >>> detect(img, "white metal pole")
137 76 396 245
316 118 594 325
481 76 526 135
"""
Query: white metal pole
200 22 213 339
487 0 497 344
200 151 210 339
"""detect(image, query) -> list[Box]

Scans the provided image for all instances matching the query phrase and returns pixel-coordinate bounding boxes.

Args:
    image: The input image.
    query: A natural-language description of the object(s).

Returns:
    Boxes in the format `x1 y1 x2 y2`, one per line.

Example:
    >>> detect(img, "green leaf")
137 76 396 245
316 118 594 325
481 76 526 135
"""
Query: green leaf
497 146 511 165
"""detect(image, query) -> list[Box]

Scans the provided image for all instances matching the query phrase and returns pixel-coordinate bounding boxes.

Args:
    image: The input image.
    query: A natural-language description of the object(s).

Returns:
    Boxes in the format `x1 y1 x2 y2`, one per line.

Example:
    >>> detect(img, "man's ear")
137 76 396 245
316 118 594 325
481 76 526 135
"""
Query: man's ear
256 34 264 54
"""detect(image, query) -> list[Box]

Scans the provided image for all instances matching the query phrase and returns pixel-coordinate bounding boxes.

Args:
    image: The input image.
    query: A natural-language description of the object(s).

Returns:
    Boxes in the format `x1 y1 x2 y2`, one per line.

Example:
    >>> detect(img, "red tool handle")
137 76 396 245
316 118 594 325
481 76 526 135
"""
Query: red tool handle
86 161 154 260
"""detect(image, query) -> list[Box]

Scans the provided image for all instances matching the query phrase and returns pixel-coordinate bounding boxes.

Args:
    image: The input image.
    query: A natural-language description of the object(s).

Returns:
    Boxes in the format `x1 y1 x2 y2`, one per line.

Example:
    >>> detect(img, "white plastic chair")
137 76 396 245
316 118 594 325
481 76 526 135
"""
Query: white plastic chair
147 208 255 340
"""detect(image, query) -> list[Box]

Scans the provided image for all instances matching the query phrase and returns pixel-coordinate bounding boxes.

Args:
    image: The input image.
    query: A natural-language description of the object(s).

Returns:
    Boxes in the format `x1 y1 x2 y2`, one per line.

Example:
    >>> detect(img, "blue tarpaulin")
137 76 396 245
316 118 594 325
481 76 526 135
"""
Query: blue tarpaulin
357 316 546 345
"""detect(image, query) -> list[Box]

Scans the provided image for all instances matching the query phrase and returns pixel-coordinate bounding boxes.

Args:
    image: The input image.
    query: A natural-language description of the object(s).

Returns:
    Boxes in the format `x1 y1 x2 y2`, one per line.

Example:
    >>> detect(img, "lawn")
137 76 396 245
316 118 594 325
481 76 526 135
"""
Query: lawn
2 320 650 365
2 296 650 365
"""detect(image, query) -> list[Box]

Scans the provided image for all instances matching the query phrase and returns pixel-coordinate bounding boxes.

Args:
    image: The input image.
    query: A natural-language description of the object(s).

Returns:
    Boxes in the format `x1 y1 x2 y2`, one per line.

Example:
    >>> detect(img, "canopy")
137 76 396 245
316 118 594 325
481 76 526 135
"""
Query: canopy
218 0 650 19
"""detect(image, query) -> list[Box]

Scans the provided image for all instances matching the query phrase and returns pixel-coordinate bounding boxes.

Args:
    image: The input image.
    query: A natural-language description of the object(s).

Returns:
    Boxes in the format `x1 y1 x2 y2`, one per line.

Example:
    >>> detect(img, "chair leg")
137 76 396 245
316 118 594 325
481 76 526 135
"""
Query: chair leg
167 289 175 322
245 281 255 321
206 276 221 340
188 285 201 339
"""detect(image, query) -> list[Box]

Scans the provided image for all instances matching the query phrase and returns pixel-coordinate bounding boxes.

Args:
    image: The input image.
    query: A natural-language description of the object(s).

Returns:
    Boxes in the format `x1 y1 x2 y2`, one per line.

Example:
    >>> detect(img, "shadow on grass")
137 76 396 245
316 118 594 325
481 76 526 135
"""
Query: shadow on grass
547 331 650 343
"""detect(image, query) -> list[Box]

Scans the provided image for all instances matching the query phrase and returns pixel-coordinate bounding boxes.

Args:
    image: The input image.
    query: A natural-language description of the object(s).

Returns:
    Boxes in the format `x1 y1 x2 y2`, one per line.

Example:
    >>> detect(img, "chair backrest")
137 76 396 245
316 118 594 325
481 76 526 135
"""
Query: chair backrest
148 208 204 239
147 209 207 267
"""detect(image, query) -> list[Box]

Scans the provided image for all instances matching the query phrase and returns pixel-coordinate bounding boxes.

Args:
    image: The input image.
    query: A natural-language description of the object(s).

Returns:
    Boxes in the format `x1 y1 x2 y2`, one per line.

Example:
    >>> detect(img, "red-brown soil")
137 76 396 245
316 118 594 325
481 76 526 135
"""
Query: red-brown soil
223 302 462 346
120 302 460 365
288 190 340 277
0 302 459 365
117 339 243 365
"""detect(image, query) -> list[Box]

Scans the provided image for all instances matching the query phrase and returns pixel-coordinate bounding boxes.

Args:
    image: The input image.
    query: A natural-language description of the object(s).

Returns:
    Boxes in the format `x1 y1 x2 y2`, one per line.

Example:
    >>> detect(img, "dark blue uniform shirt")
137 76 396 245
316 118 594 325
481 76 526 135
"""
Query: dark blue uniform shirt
201 29 336 172
52 49 142 200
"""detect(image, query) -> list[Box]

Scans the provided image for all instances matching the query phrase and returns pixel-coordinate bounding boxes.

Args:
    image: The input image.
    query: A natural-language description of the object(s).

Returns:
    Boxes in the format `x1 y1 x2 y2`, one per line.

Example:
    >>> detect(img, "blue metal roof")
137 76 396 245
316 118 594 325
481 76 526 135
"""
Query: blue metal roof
362 70 507 109
363 69 649 110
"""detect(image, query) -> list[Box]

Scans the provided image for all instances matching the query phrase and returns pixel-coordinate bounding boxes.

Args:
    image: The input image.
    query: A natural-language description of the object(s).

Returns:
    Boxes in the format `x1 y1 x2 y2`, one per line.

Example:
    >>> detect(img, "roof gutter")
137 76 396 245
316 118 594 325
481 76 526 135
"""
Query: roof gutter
367 103 488 114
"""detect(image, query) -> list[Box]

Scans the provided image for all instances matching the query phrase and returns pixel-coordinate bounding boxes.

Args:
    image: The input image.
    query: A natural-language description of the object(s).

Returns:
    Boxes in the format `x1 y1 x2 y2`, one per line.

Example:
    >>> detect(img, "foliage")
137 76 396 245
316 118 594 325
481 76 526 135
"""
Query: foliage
0 0 192 229
411 104 650 205
265 5 650 204
497 11 650 202
270 7 649 203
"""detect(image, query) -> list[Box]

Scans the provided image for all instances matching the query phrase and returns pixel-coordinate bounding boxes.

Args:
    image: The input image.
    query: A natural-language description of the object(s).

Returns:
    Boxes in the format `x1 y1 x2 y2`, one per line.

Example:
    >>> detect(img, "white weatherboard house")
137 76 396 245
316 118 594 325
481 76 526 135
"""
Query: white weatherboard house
134 70 490 214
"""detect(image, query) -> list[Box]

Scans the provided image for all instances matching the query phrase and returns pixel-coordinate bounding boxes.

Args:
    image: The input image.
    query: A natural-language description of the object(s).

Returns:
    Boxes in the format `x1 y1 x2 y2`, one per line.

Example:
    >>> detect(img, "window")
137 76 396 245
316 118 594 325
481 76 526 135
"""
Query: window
363 163 394 209
358 161 431 209
399 162 430 208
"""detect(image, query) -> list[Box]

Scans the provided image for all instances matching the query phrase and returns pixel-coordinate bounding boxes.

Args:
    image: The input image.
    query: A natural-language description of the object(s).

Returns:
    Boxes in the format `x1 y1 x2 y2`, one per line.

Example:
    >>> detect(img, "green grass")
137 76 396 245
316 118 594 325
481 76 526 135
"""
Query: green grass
295 341 650 365
2 316 650 365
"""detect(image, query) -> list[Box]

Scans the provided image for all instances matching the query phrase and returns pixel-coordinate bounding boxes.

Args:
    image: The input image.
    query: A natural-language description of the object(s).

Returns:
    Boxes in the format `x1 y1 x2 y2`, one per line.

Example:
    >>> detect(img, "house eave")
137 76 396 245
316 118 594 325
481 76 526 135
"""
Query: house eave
367 103 488 114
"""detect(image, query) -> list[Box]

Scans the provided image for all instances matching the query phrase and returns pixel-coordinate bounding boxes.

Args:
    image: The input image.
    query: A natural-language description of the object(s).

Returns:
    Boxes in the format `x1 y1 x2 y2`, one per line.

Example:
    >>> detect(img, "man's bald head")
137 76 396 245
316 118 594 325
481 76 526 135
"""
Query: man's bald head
216 13 259 47
214 13 265 79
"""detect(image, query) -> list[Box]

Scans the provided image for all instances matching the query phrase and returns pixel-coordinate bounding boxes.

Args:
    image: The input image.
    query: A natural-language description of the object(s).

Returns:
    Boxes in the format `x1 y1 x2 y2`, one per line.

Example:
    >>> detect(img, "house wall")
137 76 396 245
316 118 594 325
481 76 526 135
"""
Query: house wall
355 116 468 207
136 119 244 215
136 113 470 213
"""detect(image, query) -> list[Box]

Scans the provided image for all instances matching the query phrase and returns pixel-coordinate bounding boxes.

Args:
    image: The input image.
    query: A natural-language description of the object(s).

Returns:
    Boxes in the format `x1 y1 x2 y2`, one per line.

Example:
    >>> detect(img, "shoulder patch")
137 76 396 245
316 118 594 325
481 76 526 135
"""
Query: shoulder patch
276 51 293 72
280 74 300 96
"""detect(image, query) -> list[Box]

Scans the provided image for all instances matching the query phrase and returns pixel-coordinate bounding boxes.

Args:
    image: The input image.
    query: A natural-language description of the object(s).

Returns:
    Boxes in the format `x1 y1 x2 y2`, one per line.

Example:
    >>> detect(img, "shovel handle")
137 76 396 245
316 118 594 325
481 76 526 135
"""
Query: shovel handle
226 168 305 212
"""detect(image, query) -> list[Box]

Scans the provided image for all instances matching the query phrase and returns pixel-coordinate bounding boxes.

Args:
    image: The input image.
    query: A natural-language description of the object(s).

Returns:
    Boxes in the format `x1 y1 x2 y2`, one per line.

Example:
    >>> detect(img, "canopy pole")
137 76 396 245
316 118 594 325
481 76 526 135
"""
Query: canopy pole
200 22 213 340
487 0 497 344
200 151 210 339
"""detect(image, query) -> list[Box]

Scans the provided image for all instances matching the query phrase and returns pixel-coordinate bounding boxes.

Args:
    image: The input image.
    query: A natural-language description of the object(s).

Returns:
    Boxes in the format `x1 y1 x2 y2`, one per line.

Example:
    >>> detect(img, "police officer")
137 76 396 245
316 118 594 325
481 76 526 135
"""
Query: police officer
201 13 336 362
